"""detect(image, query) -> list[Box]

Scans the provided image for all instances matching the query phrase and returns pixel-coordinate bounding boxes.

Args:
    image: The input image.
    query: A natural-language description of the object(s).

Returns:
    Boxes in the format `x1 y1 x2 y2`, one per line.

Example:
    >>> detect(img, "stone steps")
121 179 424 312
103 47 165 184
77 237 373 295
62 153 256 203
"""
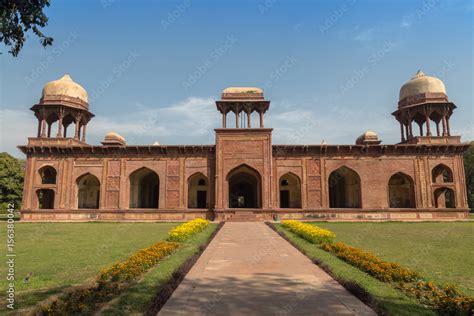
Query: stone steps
227 212 260 222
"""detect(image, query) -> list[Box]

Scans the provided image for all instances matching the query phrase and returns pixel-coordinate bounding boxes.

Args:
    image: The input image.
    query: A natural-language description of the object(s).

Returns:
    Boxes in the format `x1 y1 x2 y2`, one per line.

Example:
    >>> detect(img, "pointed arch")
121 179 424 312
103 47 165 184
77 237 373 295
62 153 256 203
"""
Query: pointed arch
434 187 456 208
129 167 159 209
388 172 415 208
227 164 262 208
188 172 209 209
279 172 302 208
76 173 100 209
37 189 55 209
38 165 57 184
432 164 453 183
328 166 361 208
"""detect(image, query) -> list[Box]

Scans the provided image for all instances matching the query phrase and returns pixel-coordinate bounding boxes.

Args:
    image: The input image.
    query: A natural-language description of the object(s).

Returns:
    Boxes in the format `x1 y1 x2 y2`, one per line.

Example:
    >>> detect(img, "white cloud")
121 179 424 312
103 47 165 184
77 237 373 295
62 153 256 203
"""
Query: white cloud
0 109 37 157
353 28 376 42
1 96 411 158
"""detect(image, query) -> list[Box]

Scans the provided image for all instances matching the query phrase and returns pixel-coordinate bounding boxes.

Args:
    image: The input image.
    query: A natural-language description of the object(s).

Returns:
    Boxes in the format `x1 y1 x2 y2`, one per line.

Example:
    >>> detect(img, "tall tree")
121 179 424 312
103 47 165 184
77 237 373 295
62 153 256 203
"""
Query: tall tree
464 141 474 211
0 0 53 56
0 152 25 210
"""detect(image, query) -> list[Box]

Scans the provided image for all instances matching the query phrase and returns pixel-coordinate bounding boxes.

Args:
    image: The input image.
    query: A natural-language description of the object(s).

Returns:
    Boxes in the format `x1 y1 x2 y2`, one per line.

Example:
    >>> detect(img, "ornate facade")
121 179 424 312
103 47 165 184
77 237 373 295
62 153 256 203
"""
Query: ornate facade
19 72 470 221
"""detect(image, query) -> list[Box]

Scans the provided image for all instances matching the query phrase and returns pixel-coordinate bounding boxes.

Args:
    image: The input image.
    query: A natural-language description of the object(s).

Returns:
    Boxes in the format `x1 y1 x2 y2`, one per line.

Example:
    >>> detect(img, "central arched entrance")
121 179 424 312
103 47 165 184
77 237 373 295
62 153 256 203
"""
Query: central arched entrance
227 164 261 208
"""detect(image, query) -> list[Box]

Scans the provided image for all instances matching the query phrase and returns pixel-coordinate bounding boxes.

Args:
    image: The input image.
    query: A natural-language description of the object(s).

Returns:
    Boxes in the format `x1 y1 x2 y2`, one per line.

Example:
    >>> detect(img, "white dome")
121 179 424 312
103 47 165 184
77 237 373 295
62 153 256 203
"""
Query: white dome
399 70 446 101
41 74 88 104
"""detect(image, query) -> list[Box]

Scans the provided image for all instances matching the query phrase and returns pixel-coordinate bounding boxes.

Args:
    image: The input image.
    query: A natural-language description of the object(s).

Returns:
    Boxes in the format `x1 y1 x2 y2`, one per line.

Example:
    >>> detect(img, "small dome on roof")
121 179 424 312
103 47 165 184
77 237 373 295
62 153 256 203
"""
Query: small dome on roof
102 131 126 146
356 131 381 145
41 74 88 105
221 87 264 100
399 70 446 102
153 141 160 146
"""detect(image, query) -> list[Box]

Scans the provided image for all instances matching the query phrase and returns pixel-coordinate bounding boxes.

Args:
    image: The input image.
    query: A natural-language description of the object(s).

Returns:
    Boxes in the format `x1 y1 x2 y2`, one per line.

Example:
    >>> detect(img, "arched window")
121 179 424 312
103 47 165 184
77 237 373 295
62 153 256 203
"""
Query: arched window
432 164 453 183
388 173 415 208
328 166 361 208
39 166 57 184
188 173 208 209
77 173 100 209
434 187 456 208
227 164 262 208
279 173 301 208
129 168 159 208
37 189 55 209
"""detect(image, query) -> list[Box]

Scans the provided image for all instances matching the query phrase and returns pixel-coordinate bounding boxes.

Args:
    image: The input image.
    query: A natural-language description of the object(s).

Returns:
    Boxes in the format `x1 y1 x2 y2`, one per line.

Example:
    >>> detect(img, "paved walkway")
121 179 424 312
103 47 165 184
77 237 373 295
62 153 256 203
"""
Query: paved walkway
159 222 375 316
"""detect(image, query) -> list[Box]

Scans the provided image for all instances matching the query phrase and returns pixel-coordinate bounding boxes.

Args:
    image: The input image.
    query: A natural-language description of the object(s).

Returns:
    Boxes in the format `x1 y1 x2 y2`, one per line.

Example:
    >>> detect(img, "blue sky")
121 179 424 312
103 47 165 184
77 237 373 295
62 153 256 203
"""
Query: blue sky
1 0 473 157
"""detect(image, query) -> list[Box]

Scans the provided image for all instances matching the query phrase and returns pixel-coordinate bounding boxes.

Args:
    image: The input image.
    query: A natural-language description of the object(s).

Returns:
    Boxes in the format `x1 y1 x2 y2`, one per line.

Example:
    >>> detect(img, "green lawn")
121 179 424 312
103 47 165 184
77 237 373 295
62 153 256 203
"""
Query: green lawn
313 222 474 297
100 223 218 315
274 224 435 315
0 222 179 312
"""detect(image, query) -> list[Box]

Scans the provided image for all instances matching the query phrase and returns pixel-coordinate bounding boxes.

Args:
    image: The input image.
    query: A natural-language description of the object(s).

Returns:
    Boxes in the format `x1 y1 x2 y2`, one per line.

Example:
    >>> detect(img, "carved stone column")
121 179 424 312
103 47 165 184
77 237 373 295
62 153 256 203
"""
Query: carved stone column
81 123 87 142
56 107 64 137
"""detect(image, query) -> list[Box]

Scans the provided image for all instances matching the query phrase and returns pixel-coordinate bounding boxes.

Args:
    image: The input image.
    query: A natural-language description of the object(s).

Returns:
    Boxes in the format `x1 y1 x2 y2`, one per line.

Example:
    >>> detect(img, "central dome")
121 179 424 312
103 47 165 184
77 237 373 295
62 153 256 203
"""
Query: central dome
41 74 89 105
399 70 446 102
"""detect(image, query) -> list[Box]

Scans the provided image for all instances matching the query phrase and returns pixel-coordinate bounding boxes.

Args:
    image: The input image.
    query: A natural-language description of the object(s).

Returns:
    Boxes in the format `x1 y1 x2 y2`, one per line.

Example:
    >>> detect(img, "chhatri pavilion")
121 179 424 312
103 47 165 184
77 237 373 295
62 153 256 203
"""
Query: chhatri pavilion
19 71 470 221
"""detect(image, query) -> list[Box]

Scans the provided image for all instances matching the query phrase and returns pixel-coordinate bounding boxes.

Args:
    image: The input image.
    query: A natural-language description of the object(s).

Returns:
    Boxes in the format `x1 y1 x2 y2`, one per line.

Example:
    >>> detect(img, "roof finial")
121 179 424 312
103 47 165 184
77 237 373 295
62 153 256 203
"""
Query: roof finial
414 70 425 78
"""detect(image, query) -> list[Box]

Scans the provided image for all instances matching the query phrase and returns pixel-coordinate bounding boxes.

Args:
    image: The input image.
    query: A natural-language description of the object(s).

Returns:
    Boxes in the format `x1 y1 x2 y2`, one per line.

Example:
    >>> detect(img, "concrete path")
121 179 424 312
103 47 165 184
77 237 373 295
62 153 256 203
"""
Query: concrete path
158 222 375 316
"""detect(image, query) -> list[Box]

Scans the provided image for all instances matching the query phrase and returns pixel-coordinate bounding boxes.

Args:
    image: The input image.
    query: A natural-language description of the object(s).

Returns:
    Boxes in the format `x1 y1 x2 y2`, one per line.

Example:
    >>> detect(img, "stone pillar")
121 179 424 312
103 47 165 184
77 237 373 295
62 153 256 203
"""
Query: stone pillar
442 115 447 136
74 117 80 140
47 123 52 137
222 112 227 128
56 109 63 137
446 117 451 136
41 118 47 138
408 120 413 139
418 123 423 136
425 115 431 136
259 111 264 128
400 122 405 142
63 125 68 138
37 118 42 137
247 111 251 128
235 112 239 128
436 122 440 136
81 123 87 142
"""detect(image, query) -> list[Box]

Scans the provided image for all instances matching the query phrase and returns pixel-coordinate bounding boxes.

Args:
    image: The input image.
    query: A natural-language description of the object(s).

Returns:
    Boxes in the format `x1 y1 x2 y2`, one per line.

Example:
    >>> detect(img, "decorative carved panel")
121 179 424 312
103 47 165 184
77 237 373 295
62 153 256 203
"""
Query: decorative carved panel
166 190 180 208
106 191 120 208
108 160 121 176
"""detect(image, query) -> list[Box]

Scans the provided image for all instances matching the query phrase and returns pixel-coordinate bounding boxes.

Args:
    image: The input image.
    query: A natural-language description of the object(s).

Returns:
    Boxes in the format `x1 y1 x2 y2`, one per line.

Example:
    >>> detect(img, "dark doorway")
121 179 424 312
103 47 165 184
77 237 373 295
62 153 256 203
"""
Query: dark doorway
129 168 159 208
37 189 55 209
197 190 207 208
280 190 290 208
228 165 261 208
328 166 361 208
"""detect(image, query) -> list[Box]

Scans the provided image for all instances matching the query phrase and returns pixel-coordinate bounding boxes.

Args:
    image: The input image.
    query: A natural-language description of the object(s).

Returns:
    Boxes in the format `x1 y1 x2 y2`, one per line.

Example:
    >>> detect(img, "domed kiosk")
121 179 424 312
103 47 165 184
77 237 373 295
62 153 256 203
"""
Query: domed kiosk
392 70 457 144
30 74 94 143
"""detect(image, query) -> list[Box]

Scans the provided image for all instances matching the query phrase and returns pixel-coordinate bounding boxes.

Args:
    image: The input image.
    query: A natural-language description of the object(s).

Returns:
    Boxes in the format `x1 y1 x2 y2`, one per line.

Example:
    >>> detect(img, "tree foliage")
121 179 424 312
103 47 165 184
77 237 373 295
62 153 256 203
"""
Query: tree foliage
464 141 474 211
0 152 25 210
0 0 53 56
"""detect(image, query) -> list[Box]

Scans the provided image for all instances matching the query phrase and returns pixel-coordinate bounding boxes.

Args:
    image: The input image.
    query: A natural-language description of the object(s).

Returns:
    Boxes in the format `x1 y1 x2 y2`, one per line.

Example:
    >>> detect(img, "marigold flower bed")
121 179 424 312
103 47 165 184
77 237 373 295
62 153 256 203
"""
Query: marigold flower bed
320 242 473 315
99 241 179 282
281 220 335 244
168 218 210 242
38 241 179 315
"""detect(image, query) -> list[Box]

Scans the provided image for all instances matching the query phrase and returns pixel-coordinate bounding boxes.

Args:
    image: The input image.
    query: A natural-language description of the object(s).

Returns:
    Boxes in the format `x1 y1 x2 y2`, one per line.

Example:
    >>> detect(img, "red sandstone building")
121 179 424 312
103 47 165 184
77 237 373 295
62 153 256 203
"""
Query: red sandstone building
19 71 469 221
